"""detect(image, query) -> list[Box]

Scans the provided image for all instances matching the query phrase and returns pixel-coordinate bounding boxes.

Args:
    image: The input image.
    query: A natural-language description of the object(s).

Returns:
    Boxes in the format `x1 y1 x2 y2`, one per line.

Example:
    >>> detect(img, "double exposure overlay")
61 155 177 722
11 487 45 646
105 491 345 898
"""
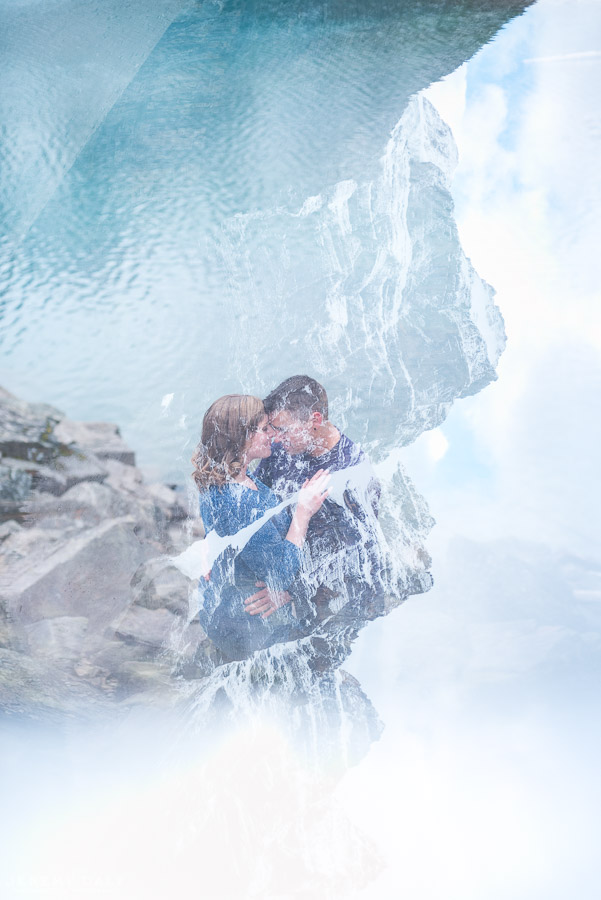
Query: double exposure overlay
2 0 600 897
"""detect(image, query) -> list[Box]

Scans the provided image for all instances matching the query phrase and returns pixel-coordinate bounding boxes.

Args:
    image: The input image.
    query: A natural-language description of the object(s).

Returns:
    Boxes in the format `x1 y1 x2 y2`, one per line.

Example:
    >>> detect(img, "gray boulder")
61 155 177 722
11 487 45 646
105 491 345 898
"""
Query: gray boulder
0 464 33 520
30 481 139 526
5 458 69 497
103 457 146 495
103 460 186 524
0 647 107 717
112 659 175 695
170 620 214 680
78 639 152 676
24 615 89 660
134 564 190 617
0 390 128 521
49 453 108 492
0 522 71 567
0 387 63 463
0 440 110 516
113 605 180 649
0 520 21 542
0 607 11 649
145 481 187 521
3 517 150 629
53 418 135 466
5 455 108 499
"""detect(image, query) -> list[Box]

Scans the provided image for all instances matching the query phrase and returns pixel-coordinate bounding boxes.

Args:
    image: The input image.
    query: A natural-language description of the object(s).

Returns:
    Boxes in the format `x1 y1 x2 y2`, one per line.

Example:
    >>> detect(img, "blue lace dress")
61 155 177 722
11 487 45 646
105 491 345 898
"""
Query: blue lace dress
198 477 312 659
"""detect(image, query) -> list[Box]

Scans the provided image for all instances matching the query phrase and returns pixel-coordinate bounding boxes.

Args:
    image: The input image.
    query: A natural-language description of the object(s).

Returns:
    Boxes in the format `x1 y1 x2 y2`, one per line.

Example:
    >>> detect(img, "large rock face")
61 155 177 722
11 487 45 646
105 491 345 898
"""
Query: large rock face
218 96 506 454
6 518 148 627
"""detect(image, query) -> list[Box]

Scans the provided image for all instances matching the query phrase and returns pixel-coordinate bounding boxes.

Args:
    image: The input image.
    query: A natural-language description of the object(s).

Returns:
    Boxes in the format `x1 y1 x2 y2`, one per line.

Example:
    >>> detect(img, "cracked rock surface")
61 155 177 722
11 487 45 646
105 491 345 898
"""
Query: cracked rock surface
0 386 205 716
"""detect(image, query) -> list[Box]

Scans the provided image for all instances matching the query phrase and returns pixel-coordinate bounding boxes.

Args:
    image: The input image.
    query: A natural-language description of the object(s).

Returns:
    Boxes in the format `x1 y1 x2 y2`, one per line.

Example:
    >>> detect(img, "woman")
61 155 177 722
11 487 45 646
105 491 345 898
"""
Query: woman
191 394 330 660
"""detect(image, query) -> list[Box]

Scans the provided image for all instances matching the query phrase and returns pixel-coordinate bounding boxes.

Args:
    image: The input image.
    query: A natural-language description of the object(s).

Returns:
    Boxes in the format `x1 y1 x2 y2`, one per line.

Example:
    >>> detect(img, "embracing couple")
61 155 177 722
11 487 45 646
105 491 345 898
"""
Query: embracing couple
191 375 383 662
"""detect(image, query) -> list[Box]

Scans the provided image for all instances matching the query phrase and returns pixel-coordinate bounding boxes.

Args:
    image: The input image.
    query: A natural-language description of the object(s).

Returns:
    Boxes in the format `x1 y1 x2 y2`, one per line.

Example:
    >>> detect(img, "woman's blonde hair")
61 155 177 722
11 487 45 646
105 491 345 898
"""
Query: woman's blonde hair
191 394 265 490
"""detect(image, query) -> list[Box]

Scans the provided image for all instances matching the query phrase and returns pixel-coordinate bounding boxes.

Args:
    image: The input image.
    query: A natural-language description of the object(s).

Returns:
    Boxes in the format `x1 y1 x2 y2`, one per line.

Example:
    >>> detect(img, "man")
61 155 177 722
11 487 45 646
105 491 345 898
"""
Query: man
245 375 383 623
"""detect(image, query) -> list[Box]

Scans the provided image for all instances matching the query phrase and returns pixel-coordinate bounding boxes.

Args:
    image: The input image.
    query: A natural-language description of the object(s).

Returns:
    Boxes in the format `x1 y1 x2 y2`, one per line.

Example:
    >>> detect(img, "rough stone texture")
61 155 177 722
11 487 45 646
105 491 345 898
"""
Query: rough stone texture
24 616 89 659
3 518 149 628
0 609 12 649
153 567 190 617
30 481 135 525
0 386 206 714
1 521 72 566
4 458 69 497
113 605 180 649
0 519 22 542
170 620 214 680
53 419 136 465
102 460 187 526
145 482 187 519
0 647 108 717
103 457 146 495
0 464 33 518
49 453 109 492
134 564 190 616
79 639 151 677
113 659 175 694
0 387 63 463
166 519 204 554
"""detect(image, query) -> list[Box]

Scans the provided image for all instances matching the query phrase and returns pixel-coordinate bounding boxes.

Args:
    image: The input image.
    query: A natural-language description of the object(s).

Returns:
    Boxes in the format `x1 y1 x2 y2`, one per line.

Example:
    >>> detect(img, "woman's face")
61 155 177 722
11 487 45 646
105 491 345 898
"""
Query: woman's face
242 415 272 464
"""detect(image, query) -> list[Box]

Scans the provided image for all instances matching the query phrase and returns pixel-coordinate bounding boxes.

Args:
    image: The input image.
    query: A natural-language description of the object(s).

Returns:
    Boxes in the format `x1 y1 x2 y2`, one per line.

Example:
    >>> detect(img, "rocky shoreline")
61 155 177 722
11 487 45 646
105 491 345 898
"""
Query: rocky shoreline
0 386 216 717
0 385 428 766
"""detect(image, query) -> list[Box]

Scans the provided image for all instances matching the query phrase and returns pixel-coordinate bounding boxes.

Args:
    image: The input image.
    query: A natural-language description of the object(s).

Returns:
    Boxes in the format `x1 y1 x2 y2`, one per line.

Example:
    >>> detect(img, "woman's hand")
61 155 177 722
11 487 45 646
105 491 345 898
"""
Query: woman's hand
244 582 292 619
286 470 330 548
296 469 331 519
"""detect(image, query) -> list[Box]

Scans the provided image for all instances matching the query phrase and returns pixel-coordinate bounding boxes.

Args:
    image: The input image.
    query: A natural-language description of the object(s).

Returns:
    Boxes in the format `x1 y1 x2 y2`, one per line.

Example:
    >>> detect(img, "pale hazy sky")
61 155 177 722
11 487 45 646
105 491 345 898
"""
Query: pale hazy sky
345 2 601 896
1 2 599 898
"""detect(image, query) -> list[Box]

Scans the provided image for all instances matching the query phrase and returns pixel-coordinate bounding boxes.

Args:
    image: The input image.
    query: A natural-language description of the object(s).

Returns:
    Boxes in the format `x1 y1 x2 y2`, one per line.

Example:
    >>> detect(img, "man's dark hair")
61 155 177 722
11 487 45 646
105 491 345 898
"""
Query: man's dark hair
263 375 328 420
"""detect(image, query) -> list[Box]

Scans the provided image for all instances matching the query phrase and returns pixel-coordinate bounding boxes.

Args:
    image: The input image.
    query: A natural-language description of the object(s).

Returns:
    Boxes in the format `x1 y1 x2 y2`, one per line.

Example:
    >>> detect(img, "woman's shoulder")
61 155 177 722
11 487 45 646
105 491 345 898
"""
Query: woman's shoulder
199 482 234 523
252 478 281 505
199 480 269 533
199 480 245 507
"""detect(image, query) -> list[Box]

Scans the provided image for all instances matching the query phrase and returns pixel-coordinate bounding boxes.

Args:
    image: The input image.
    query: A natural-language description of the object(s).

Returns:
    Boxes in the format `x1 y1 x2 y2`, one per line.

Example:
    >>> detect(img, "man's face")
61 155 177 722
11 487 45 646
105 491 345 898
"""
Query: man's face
269 409 315 455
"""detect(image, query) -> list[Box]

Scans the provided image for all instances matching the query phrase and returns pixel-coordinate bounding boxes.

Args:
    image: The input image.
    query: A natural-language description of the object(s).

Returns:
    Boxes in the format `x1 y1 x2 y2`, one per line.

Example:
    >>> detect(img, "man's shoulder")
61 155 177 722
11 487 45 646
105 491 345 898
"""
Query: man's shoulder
333 433 366 468
254 443 290 484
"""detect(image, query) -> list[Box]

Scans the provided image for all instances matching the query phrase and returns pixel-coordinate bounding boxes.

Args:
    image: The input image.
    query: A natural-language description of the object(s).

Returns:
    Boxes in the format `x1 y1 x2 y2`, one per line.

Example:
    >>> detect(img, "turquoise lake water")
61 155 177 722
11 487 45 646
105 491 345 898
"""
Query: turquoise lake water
1 2 601 896
2 0 532 480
